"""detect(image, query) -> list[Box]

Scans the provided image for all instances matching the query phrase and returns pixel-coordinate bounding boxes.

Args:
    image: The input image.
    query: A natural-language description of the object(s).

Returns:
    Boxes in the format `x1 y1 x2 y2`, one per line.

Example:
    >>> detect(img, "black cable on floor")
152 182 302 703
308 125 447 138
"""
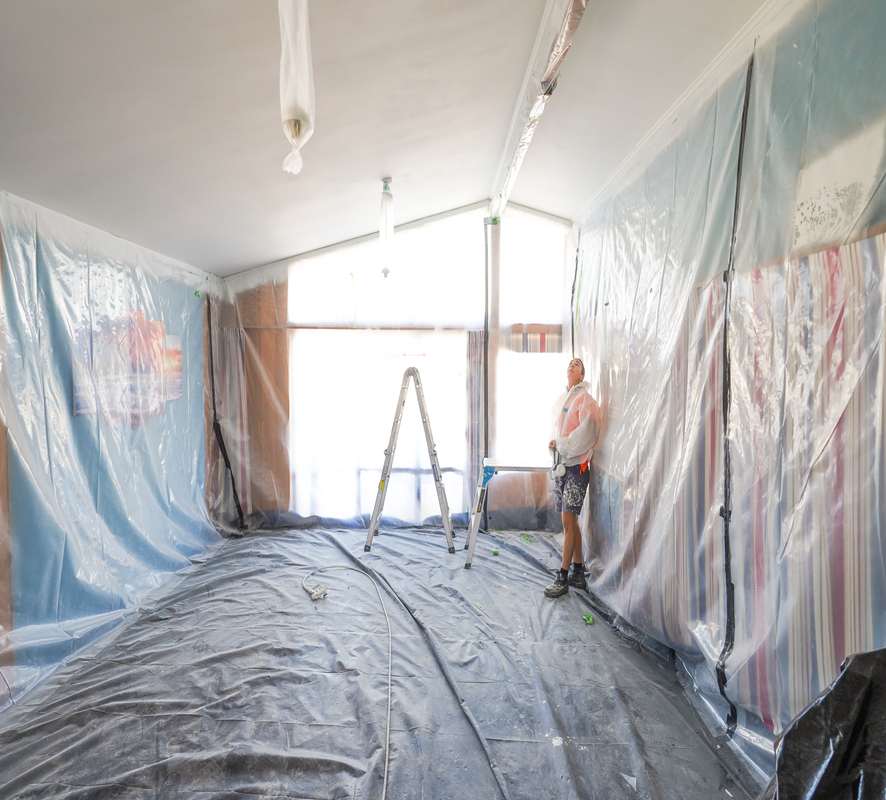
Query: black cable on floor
329 541 513 800
302 566 393 800
370 570 512 800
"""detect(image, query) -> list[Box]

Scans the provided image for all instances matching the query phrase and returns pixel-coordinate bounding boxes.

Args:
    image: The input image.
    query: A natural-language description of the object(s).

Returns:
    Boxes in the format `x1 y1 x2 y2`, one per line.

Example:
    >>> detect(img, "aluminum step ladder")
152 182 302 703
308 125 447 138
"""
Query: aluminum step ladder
364 367 455 553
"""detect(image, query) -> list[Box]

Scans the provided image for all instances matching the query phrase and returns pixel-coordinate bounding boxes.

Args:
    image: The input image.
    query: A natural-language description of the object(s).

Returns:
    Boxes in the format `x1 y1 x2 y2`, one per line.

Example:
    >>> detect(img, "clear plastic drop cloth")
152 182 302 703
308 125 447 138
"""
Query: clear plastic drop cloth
0 525 756 800
572 59 747 728
6 4 884 796
0 192 220 712
727 0 886 734
569 0 886 784
205 273 292 529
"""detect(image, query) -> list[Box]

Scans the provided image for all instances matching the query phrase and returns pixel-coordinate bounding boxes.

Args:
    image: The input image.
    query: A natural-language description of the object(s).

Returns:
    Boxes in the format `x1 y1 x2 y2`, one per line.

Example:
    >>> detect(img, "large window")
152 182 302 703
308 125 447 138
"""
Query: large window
494 208 571 463
285 205 571 523
288 208 486 329
288 329 467 521
286 208 485 523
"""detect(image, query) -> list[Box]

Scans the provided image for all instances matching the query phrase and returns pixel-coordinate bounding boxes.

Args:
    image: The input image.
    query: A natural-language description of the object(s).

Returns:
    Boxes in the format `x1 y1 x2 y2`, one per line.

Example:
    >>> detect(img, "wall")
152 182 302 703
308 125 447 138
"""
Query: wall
573 0 886 747
205 279 290 528
0 248 10 703
0 193 220 710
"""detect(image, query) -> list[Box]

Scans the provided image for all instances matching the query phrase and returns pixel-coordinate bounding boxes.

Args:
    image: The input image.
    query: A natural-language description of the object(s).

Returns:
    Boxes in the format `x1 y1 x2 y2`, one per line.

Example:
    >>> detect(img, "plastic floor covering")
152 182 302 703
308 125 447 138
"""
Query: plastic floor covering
0 526 755 799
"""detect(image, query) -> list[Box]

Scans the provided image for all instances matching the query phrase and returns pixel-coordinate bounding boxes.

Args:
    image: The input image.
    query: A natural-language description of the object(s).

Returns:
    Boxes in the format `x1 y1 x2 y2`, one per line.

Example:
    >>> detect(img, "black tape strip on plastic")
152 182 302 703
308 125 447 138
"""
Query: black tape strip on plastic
717 50 756 737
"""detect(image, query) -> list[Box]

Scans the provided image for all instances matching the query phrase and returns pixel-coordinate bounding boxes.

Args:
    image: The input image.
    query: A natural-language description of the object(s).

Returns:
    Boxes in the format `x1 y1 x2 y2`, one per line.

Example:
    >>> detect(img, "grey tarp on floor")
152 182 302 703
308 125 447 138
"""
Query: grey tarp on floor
0 527 753 799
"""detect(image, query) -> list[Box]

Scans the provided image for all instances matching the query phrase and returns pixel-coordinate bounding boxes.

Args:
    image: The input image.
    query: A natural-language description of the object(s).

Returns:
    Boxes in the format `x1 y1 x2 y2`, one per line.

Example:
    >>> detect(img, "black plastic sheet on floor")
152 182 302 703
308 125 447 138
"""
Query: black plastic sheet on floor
758 647 886 800
0 527 755 799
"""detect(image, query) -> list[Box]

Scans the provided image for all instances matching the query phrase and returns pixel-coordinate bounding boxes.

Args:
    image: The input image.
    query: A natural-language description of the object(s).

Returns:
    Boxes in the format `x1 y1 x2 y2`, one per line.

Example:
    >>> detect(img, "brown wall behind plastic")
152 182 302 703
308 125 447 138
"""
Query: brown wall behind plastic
236 279 290 513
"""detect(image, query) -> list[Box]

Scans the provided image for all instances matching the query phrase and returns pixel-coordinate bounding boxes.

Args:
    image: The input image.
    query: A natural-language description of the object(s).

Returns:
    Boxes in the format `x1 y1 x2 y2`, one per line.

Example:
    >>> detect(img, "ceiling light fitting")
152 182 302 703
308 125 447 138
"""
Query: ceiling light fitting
279 0 315 175
380 178 393 278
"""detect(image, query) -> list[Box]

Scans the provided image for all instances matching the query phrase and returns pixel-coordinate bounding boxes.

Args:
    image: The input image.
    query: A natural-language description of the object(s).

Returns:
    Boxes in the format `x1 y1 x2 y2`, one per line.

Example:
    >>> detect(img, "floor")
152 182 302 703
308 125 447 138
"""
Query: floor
0 526 755 799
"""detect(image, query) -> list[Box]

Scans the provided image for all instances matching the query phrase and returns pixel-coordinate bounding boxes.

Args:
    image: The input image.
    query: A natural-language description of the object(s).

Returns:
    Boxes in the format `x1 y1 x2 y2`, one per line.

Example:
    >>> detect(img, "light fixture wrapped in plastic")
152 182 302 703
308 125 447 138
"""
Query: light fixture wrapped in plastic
380 178 393 275
278 0 315 175
489 0 587 218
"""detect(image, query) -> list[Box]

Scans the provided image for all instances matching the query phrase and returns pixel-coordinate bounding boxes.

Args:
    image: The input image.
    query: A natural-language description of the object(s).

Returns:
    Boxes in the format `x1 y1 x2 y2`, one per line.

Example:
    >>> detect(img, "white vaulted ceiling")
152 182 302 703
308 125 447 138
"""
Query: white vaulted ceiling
0 0 768 277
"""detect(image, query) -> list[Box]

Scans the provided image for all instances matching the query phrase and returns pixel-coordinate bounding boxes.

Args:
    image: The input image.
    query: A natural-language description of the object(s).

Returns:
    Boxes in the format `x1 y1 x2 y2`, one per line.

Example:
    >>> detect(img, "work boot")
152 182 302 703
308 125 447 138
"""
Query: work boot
568 563 587 590
544 569 570 598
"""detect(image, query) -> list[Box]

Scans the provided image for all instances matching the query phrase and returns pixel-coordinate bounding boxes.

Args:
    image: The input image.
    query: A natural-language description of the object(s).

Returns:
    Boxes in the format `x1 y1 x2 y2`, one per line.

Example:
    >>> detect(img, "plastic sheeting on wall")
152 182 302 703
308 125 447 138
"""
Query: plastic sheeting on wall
571 0 886 778
205 208 506 531
0 192 220 712
573 59 756 764
726 0 886 737
203 205 573 536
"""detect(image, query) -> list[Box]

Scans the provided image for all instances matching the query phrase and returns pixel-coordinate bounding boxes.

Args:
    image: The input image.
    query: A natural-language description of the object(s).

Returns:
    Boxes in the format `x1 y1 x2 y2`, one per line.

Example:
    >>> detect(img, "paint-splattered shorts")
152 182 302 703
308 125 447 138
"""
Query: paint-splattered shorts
553 463 589 515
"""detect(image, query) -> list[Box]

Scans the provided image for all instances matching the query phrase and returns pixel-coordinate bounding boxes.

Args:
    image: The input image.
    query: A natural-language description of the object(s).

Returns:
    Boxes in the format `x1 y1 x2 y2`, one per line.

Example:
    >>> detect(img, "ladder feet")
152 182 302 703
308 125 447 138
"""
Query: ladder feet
364 545 371 552
464 563 472 569
448 546 455 554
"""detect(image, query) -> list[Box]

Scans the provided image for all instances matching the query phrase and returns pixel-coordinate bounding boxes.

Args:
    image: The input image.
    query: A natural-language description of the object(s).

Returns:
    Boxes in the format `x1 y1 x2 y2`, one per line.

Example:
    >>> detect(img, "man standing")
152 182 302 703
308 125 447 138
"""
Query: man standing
545 357 600 598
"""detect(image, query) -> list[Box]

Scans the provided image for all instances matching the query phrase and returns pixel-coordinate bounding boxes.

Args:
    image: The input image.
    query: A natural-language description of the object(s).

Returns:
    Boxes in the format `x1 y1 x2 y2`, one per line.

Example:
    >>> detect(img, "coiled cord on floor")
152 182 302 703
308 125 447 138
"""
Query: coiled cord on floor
302 566 393 800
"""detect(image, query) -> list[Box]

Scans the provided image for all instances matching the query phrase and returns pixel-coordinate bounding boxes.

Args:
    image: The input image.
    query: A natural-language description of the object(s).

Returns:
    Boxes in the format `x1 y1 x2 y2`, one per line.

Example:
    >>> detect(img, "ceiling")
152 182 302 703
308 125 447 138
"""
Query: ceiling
0 0 768 277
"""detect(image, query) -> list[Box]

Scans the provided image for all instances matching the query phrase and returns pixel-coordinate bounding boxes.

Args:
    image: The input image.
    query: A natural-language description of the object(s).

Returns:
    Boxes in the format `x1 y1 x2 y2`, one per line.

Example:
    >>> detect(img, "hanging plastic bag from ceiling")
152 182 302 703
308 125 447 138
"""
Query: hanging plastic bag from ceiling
278 0 315 175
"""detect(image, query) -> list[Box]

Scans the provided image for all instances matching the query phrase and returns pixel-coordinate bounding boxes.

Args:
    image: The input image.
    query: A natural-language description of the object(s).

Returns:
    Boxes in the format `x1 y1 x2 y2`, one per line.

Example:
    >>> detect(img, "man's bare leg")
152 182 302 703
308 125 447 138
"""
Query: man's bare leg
545 510 585 598
561 511 582 570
